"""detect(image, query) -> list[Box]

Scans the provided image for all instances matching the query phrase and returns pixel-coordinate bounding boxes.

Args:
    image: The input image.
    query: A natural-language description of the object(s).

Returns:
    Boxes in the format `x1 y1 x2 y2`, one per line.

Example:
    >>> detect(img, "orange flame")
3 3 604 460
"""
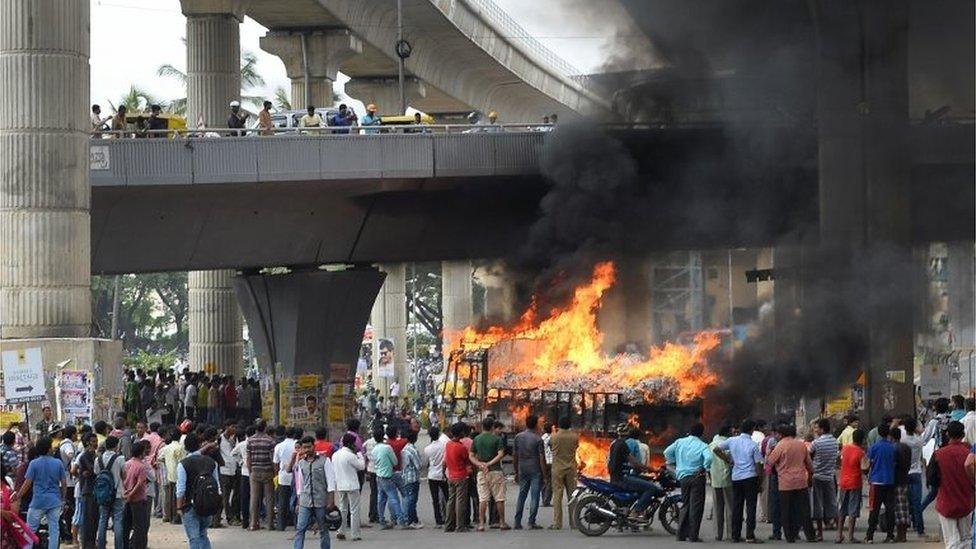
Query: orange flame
450 261 721 403
577 435 612 478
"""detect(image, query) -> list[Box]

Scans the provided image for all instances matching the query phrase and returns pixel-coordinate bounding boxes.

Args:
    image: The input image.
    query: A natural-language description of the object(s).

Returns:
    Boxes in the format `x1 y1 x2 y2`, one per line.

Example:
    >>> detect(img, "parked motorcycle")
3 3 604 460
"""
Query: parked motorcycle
571 468 681 537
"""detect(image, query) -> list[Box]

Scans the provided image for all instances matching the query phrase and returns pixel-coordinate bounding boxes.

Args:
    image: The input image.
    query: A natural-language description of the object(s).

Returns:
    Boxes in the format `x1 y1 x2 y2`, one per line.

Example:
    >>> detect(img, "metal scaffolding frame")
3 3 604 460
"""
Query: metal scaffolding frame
651 251 705 338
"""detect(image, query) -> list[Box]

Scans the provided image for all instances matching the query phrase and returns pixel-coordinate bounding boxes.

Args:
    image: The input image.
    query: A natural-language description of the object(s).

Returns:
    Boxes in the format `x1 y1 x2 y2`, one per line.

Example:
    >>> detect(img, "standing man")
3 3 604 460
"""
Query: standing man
891 427 913 542
146 104 167 137
838 416 860 448
512 415 546 530
227 101 248 136
218 421 240 526
929 422 974 549
540 422 554 507
443 423 471 533
664 422 713 542
159 427 186 525
370 427 404 529
299 105 323 133
714 419 764 543
91 104 110 136
273 427 299 530
423 426 448 526
332 433 365 541
292 436 337 549
962 398 975 444
36 405 55 437
328 103 358 134
548 416 579 530
361 104 381 134
95 436 126 549
709 422 734 541
865 423 897 543
245 419 276 531
809 418 839 540
76 432 99 549
364 427 381 525
257 101 274 136
837 428 868 543
122 441 151 549
470 419 509 531
900 417 927 538
766 424 815 543
400 430 423 528
12 436 66 549
177 433 220 549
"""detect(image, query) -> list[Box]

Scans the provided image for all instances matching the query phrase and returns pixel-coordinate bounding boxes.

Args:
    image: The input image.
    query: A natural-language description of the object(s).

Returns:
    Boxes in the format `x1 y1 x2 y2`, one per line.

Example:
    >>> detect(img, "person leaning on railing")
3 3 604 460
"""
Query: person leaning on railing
111 105 129 138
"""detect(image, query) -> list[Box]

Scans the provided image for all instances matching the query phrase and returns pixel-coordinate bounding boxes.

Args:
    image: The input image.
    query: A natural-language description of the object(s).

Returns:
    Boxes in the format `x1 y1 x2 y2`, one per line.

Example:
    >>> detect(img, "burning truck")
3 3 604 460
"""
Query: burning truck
440 261 722 477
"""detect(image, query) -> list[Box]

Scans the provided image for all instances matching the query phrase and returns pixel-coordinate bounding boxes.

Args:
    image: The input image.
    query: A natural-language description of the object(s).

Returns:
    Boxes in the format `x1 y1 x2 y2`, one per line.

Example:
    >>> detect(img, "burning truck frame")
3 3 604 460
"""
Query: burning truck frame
439 261 725 476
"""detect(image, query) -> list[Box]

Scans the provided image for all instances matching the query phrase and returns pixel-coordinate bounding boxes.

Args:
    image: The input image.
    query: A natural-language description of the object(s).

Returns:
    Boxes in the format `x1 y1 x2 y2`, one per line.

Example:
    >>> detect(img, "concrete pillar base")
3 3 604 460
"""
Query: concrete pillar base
0 338 123 424
289 78 335 111
188 270 244 376
261 29 362 110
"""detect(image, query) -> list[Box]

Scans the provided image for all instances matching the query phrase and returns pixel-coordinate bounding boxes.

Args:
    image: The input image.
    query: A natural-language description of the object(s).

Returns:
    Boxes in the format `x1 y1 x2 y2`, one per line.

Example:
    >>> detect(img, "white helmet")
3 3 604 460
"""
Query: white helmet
229 100 241 107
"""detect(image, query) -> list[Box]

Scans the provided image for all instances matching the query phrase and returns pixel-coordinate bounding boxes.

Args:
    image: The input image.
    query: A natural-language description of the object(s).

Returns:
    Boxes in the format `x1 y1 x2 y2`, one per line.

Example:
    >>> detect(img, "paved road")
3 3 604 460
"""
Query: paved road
143 480 946 549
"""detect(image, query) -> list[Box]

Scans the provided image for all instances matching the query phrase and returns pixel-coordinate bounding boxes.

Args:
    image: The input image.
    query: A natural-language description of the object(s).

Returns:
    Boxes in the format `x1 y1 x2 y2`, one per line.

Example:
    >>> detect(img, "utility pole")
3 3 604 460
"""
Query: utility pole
395 0 412 115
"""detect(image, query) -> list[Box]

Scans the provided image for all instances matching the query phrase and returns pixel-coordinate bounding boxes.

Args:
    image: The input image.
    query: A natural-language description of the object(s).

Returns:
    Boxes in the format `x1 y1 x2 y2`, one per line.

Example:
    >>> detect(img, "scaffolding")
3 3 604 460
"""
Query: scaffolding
651 251 705 342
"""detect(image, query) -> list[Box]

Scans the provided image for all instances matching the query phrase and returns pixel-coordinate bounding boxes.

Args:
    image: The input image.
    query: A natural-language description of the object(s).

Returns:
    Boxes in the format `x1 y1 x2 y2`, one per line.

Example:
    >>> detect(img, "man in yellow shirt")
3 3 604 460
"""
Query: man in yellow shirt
837 415 859 447
158 428 187 524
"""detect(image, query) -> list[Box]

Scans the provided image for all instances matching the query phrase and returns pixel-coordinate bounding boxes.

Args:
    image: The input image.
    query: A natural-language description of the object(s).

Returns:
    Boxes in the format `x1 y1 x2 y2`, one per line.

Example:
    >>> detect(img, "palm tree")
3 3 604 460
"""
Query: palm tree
157 50 267 114
110 85 162 113
274 86 292 111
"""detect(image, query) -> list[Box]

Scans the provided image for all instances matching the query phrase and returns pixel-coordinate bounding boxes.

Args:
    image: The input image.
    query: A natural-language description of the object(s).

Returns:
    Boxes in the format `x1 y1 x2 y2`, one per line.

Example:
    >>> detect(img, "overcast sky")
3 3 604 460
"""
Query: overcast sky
90 0 640 112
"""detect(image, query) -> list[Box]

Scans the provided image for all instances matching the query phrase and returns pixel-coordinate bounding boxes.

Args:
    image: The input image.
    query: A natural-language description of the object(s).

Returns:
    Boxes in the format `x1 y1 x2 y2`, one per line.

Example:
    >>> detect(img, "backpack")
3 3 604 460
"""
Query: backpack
188 461 222 517
94 454 120 506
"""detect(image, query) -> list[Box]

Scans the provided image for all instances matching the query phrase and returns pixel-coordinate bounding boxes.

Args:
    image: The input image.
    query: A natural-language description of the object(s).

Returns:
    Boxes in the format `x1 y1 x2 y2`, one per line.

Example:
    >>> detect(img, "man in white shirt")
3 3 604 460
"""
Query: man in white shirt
332 433 366 540
218 422 240 526
274 427 299 530
962 397 976 444
423 426 449 526
298 105 323 133
230 425 253 528
364 430 379 524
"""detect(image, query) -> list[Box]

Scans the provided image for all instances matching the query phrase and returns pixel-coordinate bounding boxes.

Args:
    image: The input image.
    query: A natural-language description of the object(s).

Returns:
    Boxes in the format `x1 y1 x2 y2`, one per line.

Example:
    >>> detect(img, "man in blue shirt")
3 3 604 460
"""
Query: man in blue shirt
714 419 764 543
664 423 712 542
865 423 896 543
177 432 221 549
11 436 66 549
360 104 381 135
329 104 358 135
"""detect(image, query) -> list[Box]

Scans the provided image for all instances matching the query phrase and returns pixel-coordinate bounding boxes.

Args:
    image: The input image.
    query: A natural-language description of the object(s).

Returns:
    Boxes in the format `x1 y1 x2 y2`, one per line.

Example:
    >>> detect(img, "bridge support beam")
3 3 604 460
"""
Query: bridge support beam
260 30 363 110
814 1 914 423
371 264 408 398
234 267 384 384
0 0 92 338
182 0 245 374
345 77 427 116
441 261 473 365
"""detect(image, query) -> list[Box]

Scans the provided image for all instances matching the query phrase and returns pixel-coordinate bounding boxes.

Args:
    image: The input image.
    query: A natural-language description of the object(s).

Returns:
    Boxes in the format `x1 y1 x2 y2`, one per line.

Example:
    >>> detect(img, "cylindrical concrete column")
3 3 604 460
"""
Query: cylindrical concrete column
182 0 245 375
373 264 408 397
188 270 243 375
441 261 473 358
0 0 91 338
289 78 334 110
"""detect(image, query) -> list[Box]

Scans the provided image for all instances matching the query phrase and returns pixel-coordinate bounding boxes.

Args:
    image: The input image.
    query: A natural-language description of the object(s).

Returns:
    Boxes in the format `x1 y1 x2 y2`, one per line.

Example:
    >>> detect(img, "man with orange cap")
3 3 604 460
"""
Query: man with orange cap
361 103 381 135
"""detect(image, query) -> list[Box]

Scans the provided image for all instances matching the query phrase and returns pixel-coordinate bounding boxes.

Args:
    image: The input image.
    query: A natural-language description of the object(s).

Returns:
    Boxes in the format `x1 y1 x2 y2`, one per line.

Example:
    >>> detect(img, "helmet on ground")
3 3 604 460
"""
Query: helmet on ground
324 507 342 531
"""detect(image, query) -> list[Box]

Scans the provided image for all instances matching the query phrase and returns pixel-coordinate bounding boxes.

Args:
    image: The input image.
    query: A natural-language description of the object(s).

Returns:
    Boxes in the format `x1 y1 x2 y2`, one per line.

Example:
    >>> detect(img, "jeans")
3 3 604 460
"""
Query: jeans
907 473 925 534
428 479 448 525
920 484 938 511
97 499 125 549
402 481 420 524
276 484 293 530
731 476 760 541
182 507 212 549
27 504 61 549
123 500 149 549
366 472 378 522
677 473 706 541
618 475 659 512
513 471 541 527
294 506 330 549
376 476 404 525
82 493 98 549
220 473 239 523
73 496 85 526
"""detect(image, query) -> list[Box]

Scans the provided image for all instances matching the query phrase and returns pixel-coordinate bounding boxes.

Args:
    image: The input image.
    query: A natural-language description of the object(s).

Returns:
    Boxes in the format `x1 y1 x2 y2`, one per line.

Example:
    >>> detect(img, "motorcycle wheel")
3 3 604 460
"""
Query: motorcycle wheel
659 498 680 535
574 494 613 537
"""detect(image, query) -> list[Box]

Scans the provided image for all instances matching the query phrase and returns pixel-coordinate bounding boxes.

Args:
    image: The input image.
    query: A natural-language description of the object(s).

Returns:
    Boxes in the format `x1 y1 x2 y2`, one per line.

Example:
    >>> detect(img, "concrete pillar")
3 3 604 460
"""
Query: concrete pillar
814 1 914 422
0 1 91 338
441 261 473 362
373 264 408 397
260 30 363 110
182 0 245 374
188 270 243 375
344 77 427 116
947 241 975 392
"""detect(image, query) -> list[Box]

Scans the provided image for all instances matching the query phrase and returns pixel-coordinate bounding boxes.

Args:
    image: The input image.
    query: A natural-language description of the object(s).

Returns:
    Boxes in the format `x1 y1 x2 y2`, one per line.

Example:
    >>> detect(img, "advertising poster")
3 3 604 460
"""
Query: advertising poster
377 338 395 378
60 370 93 422
279 375 323 430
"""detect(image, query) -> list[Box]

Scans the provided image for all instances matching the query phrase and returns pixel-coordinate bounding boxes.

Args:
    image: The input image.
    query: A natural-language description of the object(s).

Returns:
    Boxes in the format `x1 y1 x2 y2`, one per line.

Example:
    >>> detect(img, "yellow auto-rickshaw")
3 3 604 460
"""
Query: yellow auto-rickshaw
123 111 188 138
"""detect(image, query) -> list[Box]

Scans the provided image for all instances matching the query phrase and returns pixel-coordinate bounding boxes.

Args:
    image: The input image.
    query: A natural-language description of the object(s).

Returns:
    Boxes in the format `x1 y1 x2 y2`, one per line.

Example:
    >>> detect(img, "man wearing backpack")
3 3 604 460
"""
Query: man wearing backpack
177 432 222 549
95 435 126 549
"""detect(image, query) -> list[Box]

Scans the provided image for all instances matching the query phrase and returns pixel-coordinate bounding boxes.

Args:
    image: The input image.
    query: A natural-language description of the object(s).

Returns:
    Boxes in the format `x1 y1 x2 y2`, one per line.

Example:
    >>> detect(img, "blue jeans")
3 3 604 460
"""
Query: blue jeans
402 481 420 524
920 484 938 511
907 473 924 534
293 506 331 549
376 477 404 525
97 499 125 549
27 504 61 549
182 507 212 549
618 475 660 512
514 471 542 526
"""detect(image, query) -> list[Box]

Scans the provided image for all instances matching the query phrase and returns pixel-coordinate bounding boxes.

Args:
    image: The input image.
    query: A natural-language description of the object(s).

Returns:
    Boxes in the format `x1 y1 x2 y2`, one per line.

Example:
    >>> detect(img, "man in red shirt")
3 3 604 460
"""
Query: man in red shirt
223 376 238 422
123 440 151 549
930 422 974 549
444 423 473 533
837 429 868 543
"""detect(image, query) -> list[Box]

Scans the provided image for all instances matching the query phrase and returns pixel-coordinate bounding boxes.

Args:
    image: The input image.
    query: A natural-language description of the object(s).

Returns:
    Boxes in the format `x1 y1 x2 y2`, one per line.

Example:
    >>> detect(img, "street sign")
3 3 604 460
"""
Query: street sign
2 348 47 404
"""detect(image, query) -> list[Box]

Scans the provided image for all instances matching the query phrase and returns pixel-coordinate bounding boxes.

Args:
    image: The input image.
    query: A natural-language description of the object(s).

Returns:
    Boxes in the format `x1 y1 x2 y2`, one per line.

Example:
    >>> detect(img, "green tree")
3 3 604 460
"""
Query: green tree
157 50 267 114
274 86 292 111
91 273 189 357
110 85 162 113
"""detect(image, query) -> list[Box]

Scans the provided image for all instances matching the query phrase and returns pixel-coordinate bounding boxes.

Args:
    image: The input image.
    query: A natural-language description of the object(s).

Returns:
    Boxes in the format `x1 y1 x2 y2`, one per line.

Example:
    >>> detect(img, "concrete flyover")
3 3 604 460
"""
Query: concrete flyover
248 0 611 120
87 125 973 275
